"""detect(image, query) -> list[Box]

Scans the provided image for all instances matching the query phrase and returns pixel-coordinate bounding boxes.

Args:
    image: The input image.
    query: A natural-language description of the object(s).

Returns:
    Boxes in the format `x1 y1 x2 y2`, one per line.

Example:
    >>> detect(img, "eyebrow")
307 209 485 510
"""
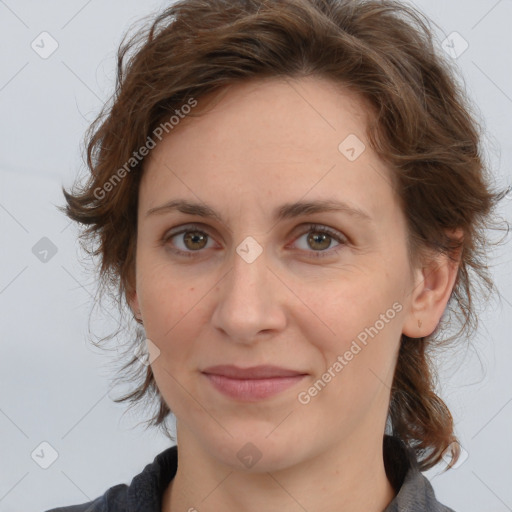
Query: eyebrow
145 198 373 224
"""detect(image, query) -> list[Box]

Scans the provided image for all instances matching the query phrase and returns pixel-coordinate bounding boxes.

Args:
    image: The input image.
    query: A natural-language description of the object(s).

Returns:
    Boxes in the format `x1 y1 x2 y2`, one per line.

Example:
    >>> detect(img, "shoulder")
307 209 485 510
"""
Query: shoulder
383 436 458 512
44 445 178 512
43 483 127 512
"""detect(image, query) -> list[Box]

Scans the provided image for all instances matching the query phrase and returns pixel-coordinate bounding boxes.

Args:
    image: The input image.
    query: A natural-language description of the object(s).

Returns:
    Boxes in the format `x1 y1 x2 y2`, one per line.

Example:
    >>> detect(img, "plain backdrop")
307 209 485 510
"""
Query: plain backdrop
1 1 511 511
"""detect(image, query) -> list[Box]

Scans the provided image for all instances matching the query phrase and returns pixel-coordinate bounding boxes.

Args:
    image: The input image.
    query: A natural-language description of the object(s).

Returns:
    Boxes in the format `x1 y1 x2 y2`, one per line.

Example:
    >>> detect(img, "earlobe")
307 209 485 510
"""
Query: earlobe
402 252 460 339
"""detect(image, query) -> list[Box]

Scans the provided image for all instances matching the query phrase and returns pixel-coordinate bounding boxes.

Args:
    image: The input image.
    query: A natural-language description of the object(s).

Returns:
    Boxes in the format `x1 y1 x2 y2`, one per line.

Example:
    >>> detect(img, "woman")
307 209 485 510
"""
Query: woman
46 0 505 510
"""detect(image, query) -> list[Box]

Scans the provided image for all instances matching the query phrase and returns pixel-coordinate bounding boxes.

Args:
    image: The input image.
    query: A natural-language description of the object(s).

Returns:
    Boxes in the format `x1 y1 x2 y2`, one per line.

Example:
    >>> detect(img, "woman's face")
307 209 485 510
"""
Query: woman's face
130 77 422 471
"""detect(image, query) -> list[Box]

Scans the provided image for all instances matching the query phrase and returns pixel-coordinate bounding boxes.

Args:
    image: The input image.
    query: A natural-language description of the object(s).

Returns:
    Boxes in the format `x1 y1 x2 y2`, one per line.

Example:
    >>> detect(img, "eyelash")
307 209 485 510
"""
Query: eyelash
162 223 347 260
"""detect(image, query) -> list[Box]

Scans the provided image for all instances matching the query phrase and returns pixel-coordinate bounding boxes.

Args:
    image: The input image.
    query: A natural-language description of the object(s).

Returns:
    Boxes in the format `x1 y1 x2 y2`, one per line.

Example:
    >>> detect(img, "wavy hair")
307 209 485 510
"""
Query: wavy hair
60 0 508 471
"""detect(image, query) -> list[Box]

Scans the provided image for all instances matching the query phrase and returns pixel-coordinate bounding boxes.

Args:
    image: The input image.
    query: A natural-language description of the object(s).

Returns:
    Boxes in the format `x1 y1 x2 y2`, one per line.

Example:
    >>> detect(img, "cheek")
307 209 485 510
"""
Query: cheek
297 267 405 401
302 268 402 346
140 267 205 412
135 262 196 360
297 282 403 426
137 253 188 316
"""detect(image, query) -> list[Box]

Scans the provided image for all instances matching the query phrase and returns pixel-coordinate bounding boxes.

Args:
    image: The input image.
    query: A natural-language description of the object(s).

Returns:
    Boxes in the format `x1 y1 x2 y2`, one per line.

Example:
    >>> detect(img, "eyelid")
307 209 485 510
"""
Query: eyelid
162 222 220 257
162 222 348 258
163 222 222 246
288 223 348 258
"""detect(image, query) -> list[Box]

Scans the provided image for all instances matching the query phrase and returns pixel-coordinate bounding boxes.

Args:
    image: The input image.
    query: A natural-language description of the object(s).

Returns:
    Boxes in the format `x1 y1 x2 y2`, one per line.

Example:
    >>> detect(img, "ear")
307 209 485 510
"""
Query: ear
402 231 463 339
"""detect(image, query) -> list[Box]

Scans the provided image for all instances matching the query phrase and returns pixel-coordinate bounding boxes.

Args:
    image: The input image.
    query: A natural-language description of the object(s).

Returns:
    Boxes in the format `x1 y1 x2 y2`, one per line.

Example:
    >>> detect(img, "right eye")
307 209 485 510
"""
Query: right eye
163 224 217 258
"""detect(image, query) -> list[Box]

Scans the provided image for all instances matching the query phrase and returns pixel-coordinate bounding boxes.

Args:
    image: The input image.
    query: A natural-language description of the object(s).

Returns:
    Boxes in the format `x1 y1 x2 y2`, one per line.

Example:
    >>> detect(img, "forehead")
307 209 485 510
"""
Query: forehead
141 76 396 223
177 76 374 149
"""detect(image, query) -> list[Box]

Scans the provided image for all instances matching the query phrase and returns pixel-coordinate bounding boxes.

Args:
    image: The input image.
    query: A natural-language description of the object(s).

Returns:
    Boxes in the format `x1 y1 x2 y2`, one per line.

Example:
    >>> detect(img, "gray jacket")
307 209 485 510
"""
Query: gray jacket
44 436 456 512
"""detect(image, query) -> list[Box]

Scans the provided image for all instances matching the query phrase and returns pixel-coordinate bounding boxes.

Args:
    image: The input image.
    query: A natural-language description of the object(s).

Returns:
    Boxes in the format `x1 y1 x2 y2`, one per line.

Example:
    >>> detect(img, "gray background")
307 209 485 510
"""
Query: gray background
1 1 511 511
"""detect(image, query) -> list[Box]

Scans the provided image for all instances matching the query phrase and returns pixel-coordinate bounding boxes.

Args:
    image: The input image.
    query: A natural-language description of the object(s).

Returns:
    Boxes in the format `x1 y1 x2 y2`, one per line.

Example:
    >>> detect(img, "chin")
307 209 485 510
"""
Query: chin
204 431 306 473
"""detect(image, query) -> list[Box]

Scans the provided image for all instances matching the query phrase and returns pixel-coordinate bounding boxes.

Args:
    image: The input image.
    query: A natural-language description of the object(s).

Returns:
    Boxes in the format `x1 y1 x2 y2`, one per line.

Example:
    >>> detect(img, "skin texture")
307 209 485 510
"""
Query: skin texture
128 76 460 512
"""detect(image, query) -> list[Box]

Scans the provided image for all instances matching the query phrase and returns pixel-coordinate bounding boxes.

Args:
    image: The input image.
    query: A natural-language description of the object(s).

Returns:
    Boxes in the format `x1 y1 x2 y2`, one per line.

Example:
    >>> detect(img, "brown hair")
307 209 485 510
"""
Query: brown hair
60 0 508 471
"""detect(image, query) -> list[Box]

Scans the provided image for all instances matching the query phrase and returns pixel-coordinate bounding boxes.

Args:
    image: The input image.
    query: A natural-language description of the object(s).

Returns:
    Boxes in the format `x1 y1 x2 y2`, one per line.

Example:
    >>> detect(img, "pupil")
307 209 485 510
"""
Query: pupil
186 232 206 249
310 232 329 250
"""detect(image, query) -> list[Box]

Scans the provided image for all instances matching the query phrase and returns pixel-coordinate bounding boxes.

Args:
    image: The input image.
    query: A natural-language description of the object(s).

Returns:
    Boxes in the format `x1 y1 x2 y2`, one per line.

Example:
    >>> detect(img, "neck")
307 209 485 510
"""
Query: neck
163 428 396 512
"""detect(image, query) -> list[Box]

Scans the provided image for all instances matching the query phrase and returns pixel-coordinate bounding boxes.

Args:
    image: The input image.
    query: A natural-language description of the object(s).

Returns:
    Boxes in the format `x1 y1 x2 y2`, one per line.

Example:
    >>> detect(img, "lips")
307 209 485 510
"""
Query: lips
201 364 306 379
201 365 308 401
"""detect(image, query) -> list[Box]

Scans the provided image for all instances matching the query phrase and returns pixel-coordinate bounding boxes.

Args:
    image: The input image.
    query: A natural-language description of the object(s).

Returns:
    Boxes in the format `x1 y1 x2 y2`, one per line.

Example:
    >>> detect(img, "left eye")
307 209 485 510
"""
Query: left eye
163 223 347 259
292 224 346 257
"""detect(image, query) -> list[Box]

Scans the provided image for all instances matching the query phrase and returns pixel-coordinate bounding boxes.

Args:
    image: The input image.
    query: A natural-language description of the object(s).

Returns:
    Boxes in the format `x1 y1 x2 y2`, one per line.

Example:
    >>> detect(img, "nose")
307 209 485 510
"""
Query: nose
210 243 287 345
